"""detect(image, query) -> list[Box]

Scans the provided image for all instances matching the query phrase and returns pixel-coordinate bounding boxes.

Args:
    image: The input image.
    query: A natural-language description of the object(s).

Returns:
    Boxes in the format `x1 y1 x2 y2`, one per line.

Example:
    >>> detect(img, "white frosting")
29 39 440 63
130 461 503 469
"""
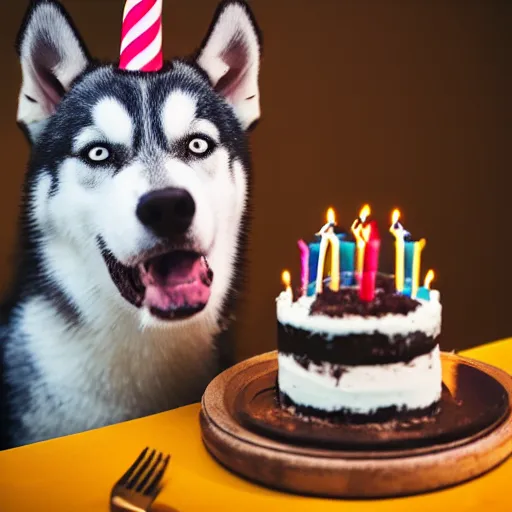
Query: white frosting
278 346 442 413
276 289 442 339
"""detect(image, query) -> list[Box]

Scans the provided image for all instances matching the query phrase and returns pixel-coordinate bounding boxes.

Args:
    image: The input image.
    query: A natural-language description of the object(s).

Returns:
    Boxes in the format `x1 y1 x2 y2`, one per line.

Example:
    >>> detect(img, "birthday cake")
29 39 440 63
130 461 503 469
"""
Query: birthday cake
276 206 443 423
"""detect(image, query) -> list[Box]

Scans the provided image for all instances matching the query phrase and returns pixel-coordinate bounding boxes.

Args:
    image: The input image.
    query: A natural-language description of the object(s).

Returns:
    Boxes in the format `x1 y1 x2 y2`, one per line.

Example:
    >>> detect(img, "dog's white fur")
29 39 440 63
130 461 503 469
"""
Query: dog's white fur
3 0 260 447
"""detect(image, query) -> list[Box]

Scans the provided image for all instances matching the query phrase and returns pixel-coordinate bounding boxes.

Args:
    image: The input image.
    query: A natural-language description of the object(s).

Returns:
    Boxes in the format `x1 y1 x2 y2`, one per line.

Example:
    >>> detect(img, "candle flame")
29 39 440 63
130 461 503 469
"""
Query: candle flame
391 208 400 225
424 269 435 289
281 270 291 290
359 204 371 222
326 207 336 225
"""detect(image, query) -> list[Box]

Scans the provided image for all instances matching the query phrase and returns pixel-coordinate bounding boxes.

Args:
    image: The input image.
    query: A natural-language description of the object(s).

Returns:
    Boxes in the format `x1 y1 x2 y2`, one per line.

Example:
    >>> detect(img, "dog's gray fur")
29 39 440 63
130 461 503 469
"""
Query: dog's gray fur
0 0 261 449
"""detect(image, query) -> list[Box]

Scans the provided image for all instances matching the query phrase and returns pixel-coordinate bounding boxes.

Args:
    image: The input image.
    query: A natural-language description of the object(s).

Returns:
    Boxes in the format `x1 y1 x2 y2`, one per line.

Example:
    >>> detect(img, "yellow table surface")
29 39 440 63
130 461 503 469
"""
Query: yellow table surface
1 340 511 512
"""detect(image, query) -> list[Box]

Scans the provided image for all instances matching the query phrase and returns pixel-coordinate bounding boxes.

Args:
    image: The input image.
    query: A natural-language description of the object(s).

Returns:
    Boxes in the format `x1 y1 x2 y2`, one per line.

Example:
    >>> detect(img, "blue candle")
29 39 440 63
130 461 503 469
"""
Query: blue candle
336 233 354 287
340 240 355 286
416 270 434 301
336 233 347 248
415 287 430 300
403 240 415 296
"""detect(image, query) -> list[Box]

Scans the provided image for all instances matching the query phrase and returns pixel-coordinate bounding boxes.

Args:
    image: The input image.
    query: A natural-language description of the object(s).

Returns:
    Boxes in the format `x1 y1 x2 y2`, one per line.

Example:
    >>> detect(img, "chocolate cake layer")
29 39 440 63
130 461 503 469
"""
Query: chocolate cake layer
279 391 441 424
277 322 438 365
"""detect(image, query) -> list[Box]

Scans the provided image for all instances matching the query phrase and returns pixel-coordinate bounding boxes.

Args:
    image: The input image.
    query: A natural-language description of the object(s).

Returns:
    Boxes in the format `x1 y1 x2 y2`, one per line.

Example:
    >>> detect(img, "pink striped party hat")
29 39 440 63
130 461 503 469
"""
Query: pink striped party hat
119 0 163 72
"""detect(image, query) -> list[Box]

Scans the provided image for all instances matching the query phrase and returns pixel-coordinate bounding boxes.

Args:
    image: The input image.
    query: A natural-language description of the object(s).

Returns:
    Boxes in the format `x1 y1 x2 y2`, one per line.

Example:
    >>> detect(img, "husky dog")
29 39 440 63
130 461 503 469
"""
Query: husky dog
0 0 261 449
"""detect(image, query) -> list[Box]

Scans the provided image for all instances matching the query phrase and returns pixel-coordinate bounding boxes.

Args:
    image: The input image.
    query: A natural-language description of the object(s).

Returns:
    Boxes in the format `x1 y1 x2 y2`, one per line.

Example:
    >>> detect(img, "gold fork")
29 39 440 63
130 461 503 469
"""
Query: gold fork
110 447 171 512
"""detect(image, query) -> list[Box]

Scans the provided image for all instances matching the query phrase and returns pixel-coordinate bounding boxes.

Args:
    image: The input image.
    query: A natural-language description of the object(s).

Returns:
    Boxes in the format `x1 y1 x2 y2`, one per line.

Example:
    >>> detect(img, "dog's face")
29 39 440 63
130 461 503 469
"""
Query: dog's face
16 1 260 326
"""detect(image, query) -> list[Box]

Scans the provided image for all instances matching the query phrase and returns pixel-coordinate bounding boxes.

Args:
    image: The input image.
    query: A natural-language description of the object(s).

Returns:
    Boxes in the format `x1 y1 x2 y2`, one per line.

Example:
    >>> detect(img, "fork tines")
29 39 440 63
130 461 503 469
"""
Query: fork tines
118 447 171 497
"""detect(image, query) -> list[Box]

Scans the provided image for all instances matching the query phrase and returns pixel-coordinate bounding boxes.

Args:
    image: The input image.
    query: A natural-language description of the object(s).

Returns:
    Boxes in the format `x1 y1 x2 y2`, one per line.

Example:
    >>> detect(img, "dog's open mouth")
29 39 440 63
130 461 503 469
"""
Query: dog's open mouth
101 245 213 320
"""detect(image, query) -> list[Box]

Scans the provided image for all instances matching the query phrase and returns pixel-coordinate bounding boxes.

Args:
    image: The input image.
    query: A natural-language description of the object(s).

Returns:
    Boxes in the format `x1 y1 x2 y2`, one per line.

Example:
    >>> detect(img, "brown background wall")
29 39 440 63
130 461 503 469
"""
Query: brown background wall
0 1 510 362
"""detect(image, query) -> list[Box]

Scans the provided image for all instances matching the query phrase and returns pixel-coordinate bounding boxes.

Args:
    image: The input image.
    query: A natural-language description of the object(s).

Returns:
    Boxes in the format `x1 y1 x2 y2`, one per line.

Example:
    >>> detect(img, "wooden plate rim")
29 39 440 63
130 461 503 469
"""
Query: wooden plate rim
202 350 512 459
200 351 512 497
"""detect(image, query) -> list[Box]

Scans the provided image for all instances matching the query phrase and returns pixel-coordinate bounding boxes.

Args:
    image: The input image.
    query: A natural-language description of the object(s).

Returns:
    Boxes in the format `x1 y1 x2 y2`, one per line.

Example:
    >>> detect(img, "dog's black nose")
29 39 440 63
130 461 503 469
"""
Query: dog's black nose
136 187 196 238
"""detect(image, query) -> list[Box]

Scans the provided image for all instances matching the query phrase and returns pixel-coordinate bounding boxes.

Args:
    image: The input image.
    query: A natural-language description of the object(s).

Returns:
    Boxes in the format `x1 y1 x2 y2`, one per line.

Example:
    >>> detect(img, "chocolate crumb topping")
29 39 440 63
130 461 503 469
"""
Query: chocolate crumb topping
375 273 396 294
310 286 420 318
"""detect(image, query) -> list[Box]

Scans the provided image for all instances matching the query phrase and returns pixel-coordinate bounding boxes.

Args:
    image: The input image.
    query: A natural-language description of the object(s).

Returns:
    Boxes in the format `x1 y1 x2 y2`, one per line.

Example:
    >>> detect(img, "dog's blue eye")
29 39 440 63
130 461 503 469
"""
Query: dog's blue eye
188 138 210 155
87 146 110 163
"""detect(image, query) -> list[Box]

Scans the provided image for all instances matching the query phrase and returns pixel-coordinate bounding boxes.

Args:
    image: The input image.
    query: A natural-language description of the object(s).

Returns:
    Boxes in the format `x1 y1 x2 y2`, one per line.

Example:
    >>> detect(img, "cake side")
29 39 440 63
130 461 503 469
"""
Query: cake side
276 289 443 422
276 289 442 339
278 346 442 420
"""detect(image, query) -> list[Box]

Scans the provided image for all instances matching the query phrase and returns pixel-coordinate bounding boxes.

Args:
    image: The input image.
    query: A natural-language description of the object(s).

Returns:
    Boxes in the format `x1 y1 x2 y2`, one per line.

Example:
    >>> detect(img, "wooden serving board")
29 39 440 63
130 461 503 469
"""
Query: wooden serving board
200 351 512 498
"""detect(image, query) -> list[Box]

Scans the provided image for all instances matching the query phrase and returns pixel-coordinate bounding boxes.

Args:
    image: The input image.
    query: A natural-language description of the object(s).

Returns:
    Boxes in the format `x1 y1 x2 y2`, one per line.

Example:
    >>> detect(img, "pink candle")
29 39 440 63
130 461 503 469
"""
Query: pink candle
119 0 163 72
297 240 310 296
359 221 381 302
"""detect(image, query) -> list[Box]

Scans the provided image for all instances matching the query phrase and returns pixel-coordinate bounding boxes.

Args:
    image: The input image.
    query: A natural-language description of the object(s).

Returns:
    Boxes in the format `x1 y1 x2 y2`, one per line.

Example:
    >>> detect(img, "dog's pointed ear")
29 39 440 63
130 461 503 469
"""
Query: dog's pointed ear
196 1 262 131
16 0 90 142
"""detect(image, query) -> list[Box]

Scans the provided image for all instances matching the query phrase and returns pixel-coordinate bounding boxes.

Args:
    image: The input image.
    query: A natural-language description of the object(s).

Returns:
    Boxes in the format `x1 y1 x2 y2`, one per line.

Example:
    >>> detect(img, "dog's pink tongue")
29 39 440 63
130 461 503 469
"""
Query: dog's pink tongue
141 252 213 318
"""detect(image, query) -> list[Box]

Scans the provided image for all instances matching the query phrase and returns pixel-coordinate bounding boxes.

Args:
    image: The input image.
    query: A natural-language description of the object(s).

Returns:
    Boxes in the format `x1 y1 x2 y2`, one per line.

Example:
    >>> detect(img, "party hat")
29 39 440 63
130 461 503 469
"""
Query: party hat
119 0 163 71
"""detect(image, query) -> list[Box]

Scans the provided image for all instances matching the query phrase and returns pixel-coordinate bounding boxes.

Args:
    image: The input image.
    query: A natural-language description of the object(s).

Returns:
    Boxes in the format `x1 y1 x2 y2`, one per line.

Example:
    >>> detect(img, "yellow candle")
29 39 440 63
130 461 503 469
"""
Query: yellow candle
361 223 372 243
389 209 405 292
355 239 365 276
315 207 339 293
328 231 340 291
411 238 426 298
351 204 370 275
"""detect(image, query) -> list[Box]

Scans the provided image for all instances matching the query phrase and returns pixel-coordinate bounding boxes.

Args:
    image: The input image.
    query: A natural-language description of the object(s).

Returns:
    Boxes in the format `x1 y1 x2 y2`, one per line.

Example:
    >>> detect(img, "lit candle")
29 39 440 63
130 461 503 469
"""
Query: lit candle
351 204 371 279
411 239 427 298
359 221 381 301
389 209 405 293
329 234 340 292
281 270 292 301
297 240 309 297
307 211 333 296
315 208 340 293
386 212 413 295
416 269 435 300
306 213 347 296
